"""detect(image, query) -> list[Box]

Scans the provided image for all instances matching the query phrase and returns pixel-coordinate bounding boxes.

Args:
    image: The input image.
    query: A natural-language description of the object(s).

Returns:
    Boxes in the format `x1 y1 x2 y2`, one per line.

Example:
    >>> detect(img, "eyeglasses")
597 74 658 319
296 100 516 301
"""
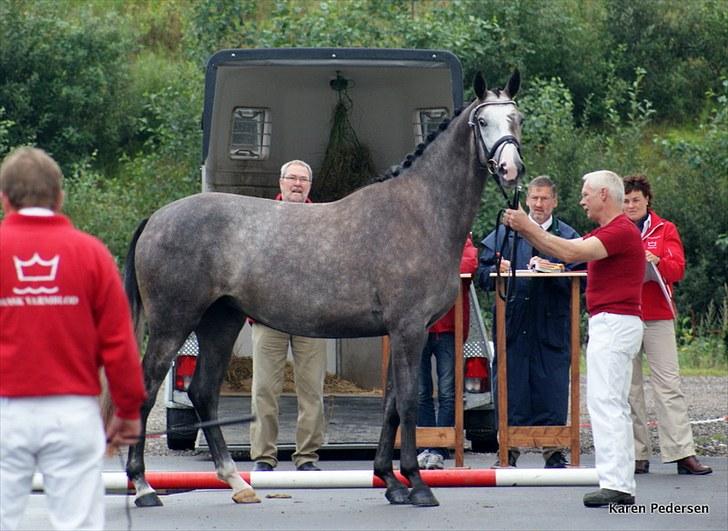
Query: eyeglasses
281 175 311 184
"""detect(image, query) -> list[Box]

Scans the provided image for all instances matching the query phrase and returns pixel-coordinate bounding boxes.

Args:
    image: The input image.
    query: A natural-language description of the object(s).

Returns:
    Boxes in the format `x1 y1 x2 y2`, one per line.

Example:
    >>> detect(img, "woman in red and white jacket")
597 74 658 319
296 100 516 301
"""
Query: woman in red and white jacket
623 175 711 476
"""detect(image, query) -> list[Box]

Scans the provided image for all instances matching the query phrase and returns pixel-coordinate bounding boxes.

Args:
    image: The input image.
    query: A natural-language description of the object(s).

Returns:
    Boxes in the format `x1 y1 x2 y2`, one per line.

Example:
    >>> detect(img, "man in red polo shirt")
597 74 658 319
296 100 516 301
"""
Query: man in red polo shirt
503 170 644 508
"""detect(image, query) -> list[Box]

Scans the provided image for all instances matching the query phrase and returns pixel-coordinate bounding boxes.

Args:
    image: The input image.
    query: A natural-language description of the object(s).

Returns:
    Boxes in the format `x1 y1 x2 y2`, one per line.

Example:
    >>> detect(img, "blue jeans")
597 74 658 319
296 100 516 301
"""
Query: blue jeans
417 332 455 458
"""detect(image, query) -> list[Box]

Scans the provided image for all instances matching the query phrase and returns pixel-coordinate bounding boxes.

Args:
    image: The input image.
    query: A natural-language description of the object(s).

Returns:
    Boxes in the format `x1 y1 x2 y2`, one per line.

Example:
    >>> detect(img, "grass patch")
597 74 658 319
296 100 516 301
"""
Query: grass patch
578 345 728 377
677 367 728 377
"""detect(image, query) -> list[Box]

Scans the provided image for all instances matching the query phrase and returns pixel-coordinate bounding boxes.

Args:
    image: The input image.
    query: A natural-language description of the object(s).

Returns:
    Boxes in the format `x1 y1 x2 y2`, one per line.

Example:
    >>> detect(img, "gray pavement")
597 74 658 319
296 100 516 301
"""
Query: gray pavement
17 453 727 530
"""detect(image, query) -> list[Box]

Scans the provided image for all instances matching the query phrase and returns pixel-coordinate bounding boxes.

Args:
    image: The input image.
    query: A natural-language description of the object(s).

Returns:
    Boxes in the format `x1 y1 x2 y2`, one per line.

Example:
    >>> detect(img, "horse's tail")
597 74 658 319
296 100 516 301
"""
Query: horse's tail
124 218 149 346
101 218 149 431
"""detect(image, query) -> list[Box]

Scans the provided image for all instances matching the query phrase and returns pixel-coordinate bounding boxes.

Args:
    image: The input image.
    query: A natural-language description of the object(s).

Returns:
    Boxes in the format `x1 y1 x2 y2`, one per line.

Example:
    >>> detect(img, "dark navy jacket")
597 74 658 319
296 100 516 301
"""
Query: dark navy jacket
476 218 582 426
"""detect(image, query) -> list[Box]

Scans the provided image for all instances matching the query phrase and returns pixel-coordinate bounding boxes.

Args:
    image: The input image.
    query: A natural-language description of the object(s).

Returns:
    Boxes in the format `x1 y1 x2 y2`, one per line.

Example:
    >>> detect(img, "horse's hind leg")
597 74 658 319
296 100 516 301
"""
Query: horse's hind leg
189 299 259 504
127 331 189 507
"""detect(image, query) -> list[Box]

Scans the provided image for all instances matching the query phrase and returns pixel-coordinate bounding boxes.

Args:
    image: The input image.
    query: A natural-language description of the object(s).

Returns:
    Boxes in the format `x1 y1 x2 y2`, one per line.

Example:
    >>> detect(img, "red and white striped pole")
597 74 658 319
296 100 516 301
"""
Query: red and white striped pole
34 468 598 492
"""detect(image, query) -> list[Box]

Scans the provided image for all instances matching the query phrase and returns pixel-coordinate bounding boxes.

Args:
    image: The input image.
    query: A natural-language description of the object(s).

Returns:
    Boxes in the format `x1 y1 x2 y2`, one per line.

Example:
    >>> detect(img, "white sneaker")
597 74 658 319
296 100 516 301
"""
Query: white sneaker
425 452 445 470
417 450 431 469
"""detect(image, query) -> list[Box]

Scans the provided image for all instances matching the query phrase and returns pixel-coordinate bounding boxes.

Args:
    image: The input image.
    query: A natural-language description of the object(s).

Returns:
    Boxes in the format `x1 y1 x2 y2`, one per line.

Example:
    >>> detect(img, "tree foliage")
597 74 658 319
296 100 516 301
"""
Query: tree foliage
0 0 138 171
1 0 726 327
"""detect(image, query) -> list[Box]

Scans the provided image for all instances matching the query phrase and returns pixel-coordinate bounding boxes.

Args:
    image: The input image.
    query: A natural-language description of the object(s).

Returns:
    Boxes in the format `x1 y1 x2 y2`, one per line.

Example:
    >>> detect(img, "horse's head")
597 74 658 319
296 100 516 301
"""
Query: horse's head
469 69 525 187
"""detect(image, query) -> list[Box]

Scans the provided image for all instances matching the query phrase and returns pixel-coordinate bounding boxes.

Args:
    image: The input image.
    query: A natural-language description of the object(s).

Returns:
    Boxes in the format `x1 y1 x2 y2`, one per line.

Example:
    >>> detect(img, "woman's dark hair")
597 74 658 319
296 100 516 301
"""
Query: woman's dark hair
623 174 652 203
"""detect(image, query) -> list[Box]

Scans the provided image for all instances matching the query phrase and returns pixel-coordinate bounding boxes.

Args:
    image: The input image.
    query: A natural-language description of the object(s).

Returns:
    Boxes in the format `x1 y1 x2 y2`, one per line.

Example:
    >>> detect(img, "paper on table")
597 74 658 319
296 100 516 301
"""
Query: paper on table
644 262 675 318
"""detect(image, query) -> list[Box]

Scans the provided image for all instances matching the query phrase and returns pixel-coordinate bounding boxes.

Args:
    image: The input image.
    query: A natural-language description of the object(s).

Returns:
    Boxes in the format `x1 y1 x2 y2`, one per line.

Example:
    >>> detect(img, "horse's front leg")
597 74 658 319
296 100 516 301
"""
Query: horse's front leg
391 328 439 507
373 367 409 504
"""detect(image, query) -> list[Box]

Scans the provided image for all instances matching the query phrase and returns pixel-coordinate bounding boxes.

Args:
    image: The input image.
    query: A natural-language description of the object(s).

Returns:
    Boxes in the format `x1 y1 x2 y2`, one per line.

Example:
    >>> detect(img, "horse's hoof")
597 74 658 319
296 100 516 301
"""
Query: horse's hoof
134 492 163 507
409 486 440 507
232 488 261 504
385 486 411 505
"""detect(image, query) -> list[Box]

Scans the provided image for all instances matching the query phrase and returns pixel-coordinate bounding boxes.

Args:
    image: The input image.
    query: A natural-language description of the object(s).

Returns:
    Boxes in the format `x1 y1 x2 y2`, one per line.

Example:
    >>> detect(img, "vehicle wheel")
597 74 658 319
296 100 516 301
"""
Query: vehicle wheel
166 407 199 450
469 434 499 454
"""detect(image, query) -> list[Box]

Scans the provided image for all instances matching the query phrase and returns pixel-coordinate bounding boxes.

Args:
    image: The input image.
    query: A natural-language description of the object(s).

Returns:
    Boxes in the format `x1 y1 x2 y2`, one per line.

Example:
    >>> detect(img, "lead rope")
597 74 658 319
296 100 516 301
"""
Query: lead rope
494 185 522 302
113 448 133 531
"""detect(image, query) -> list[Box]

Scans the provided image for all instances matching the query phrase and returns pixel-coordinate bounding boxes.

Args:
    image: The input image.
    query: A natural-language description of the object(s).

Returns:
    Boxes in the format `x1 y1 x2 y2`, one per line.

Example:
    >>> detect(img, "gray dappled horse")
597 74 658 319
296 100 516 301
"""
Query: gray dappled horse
124 70 524 507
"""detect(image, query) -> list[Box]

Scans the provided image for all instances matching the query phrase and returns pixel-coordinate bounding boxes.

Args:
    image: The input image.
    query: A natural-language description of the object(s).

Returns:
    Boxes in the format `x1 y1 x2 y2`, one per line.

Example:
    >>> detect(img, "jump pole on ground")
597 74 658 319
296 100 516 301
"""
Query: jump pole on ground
33 468 598 492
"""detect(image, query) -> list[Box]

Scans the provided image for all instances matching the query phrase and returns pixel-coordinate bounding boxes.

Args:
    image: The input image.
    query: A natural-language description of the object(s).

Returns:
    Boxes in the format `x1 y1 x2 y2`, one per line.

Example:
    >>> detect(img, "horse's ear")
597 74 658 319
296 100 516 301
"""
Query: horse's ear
473 72 487 100
506 69 520 98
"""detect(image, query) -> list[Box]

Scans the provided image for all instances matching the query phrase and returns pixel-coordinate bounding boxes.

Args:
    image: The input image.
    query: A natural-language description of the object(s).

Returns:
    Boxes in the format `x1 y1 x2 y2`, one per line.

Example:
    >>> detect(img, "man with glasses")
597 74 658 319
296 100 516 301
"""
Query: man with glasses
249 160 328 472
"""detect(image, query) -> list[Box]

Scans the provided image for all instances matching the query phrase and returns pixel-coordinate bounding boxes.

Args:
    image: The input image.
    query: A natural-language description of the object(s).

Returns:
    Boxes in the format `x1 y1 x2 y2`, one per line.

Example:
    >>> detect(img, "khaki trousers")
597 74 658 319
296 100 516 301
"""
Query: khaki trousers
249 323 327 468
629 319 695 462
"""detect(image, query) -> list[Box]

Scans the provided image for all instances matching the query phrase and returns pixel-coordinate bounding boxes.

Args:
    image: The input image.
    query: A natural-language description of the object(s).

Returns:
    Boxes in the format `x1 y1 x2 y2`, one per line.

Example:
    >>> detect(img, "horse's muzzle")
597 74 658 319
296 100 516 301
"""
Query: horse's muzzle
490 147 524 186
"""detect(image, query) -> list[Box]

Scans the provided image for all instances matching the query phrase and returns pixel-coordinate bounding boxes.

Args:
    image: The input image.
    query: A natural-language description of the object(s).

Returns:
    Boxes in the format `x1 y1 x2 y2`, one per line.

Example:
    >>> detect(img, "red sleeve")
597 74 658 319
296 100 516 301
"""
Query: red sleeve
92 244 147 419
459 234 478 275
656 221 685 284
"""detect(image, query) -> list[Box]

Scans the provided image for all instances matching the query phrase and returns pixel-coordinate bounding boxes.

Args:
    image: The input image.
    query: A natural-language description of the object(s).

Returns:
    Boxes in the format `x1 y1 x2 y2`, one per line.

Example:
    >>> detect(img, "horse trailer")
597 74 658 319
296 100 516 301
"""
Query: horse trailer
164 48 497 453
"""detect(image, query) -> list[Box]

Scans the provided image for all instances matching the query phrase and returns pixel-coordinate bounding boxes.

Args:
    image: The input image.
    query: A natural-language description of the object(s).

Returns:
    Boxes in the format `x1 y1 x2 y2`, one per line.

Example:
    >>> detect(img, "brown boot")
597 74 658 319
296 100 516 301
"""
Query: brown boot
634 459 650 474
676 455 712 475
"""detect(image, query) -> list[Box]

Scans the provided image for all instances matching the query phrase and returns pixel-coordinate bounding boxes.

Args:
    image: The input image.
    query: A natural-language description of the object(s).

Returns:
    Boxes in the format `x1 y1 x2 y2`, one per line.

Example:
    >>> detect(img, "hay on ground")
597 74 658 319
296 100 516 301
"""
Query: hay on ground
223 356 379 395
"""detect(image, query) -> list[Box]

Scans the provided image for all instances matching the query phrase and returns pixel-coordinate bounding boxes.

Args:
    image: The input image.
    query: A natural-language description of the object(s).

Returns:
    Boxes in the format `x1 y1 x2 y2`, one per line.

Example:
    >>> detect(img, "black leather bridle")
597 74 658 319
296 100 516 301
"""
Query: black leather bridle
469 99 525 301
468 99 524 201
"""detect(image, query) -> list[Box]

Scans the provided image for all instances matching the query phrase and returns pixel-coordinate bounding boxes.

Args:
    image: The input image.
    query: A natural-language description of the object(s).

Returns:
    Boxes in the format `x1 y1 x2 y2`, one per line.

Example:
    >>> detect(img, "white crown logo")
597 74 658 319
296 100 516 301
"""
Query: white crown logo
13 253 60 282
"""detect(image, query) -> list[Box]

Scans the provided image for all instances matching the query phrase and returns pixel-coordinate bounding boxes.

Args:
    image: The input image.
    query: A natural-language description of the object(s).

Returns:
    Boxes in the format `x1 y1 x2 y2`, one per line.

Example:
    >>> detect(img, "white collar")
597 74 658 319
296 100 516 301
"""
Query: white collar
641 214 652 236
529 214 553 231
18 207 55 217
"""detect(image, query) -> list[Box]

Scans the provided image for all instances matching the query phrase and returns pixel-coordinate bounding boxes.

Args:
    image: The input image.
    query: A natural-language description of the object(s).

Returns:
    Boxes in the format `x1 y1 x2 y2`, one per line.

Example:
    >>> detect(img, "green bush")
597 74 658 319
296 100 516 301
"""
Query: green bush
2 0 726 347
63 150 199 261
63 59 203 259
0 1 138 171
605 0 728 122
650 80 728 322
676 293 728 371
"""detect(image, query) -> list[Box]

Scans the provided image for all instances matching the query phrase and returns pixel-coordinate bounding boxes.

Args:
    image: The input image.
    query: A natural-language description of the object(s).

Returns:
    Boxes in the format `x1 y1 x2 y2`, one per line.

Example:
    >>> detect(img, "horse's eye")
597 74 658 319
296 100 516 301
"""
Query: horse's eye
478 117 487 127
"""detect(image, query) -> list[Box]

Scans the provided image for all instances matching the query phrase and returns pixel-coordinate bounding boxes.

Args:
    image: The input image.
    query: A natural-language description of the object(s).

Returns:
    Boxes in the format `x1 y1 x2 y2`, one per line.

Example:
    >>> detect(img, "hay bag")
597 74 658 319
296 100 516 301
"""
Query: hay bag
312 73 376 202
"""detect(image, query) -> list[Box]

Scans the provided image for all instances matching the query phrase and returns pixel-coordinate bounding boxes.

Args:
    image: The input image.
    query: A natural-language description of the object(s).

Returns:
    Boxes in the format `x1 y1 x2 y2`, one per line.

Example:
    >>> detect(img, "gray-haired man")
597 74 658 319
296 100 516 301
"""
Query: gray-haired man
249 160 328 472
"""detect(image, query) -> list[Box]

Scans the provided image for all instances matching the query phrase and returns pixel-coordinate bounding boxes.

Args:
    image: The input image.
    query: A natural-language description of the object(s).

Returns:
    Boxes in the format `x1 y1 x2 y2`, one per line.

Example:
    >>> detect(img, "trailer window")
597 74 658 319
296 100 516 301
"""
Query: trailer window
229 107 271 160
413 108 449 145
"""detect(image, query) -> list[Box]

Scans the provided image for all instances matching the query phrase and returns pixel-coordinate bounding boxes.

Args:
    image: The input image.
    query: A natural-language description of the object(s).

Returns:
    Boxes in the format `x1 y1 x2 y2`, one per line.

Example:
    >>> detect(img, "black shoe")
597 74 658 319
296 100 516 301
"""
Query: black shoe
491 451 518 468
296 462 321 471
253 461 274 472
634 459 650 474
583 488 635 508
544 451 568 469
676 455 712 475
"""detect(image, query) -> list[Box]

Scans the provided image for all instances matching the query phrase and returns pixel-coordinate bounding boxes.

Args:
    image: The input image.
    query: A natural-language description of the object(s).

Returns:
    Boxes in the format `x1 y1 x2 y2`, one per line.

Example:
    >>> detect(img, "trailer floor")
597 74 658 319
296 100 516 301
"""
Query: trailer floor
197 394 384 453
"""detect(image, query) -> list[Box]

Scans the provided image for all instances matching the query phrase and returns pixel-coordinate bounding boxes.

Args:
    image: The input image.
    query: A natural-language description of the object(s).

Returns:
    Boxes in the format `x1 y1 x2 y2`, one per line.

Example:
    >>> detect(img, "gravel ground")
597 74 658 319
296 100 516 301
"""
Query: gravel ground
577 375 728 459
141 375 727 459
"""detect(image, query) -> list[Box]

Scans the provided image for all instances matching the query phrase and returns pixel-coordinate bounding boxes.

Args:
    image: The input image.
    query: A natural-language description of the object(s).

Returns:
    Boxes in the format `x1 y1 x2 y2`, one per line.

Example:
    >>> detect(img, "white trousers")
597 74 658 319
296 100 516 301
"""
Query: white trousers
586 313 643 495
0 396 105 530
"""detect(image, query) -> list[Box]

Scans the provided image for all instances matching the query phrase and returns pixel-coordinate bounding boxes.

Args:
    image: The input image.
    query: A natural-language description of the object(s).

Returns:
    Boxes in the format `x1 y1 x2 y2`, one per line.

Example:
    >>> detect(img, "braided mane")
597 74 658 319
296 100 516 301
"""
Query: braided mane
371 104 468 183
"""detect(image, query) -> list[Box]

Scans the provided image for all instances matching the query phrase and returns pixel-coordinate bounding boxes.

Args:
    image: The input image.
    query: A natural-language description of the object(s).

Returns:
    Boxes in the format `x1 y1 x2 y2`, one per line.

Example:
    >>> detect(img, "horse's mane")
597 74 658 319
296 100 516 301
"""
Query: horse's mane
369 104 468 184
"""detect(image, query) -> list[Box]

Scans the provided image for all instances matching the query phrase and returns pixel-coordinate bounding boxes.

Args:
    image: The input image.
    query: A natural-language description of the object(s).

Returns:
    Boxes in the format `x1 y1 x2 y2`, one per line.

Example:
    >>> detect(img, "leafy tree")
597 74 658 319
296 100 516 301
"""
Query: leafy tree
3 0 725 332
605 0 728 122
650 80 728 319
0 2 139 171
